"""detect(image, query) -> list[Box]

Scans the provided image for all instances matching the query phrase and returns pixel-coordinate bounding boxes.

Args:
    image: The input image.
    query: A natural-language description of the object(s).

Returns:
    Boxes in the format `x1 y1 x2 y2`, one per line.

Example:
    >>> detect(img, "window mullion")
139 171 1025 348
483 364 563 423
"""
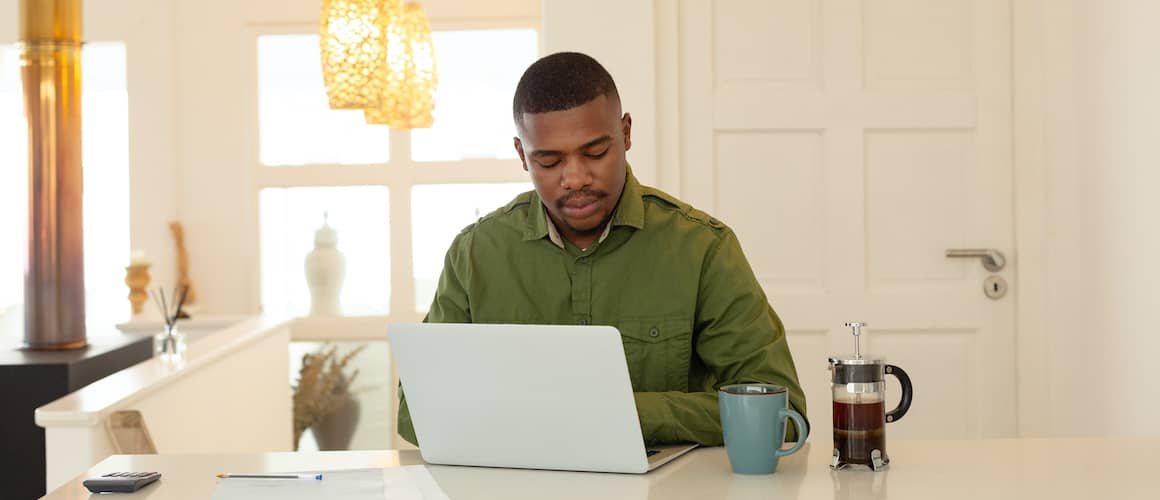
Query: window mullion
254 164 391 187
388 128 418 321
389 127 411 166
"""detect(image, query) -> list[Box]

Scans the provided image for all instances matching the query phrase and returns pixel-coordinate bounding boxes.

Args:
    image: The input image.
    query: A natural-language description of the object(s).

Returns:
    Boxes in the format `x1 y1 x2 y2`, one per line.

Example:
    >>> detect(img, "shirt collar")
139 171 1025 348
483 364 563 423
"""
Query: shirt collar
543 210 611 249
523 164 646 246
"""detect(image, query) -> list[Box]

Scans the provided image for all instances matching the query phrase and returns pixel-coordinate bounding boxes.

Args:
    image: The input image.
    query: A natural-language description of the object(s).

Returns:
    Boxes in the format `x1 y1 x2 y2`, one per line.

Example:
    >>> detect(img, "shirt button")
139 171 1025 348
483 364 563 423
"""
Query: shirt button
579 319 589 325
649 326 659 338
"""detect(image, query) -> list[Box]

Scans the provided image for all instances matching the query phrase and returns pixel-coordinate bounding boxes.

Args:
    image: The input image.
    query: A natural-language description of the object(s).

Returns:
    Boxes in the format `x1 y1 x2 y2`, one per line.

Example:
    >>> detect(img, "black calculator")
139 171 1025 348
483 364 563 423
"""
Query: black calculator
82 471 162 493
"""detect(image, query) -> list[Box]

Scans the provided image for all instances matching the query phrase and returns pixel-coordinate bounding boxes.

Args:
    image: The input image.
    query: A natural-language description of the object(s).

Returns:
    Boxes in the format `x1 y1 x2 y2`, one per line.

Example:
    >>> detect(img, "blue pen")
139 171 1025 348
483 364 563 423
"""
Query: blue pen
217 473 322 480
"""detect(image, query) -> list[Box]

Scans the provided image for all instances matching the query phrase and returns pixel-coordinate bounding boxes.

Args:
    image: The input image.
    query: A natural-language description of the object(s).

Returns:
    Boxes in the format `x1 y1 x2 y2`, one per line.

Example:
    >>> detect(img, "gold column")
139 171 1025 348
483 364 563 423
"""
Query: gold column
21 0 86 350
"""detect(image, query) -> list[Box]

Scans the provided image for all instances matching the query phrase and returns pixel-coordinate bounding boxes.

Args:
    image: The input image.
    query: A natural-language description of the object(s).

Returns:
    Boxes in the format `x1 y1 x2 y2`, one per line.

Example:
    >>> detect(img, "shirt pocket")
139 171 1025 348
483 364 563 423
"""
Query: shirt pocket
617 317 693 392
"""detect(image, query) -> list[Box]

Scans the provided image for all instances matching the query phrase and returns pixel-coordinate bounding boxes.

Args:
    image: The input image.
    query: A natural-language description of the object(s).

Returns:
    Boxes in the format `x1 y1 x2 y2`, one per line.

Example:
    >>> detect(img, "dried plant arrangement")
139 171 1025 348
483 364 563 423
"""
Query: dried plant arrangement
292 344 367 449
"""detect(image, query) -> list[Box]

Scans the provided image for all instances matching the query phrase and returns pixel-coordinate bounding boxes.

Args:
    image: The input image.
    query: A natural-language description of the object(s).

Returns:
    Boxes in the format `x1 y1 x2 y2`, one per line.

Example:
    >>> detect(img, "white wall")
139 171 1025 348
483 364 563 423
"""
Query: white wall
1016 0 1160 436
542 0 658 187
1076 0 1160 435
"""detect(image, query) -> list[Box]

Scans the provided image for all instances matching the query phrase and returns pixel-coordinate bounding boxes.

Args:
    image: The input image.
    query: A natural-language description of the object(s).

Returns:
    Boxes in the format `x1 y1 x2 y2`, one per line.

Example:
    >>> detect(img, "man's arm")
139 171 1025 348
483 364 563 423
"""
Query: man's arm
397 231 473 446
634 229 808 446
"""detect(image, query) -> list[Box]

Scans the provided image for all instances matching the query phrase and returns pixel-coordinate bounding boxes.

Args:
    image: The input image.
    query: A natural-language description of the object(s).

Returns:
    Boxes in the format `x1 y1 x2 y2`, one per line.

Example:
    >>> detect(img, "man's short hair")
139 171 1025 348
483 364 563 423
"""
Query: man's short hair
512 52 620 126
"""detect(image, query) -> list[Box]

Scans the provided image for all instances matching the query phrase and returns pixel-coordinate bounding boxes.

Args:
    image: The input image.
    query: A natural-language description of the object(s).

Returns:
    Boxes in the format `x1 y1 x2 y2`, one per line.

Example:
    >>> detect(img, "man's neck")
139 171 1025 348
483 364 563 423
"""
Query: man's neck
544 210 612 251
565 227 605 251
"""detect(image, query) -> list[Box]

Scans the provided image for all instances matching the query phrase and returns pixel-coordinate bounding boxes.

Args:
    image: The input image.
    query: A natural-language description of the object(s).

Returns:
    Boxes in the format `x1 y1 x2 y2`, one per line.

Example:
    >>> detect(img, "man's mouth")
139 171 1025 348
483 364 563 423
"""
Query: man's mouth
558 192 603 219
561 198 599 219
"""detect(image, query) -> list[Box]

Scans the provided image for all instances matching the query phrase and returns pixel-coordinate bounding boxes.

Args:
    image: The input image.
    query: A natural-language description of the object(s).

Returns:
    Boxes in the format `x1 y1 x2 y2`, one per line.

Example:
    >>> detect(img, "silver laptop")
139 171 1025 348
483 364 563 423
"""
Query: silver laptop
389 323 698 474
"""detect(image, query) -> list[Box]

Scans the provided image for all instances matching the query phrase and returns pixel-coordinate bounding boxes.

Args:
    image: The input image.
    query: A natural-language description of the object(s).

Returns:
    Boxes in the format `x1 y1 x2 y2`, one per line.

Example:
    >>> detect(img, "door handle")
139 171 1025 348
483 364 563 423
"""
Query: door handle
945 249 1006 272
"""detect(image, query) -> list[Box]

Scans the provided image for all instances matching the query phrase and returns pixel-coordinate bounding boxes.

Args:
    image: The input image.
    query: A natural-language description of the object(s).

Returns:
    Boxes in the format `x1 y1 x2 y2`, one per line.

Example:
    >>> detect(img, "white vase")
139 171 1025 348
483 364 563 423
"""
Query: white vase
304 214 346 316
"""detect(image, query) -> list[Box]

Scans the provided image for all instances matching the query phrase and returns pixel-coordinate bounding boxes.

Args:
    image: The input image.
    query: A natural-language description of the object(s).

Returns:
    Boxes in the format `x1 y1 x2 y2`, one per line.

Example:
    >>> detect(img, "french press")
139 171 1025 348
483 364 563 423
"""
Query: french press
829 322 913 471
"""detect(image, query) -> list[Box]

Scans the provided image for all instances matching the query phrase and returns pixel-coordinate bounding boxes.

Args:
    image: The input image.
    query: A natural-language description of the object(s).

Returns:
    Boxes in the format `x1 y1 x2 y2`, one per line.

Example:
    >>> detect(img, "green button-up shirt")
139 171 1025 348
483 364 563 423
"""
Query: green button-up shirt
398 168 808 446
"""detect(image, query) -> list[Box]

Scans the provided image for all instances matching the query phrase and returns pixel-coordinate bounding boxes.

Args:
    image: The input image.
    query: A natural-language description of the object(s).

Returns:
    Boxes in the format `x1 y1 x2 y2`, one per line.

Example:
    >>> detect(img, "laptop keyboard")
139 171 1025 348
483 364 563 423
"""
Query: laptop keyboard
646 449 661 457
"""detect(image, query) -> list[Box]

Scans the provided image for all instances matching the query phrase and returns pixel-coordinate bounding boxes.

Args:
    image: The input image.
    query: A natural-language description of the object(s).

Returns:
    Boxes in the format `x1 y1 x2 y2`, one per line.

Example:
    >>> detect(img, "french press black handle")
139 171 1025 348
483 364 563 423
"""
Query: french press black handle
884 364 913 423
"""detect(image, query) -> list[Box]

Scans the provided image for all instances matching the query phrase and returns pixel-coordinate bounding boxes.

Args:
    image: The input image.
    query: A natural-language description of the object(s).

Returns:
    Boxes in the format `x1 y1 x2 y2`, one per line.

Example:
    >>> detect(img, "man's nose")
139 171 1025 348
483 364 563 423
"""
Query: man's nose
559 158 593 190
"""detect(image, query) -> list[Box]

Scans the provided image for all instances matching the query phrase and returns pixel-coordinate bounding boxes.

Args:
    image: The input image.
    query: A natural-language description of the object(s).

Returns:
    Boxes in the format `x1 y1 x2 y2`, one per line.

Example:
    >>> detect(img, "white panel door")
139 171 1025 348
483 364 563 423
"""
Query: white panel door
672 0 1015 442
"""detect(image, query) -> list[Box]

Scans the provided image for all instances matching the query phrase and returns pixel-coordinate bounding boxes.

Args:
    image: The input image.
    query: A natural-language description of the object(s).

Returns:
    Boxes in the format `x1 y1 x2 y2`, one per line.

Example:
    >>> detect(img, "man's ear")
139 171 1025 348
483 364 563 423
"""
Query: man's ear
621 112 633 152
514 137 528 172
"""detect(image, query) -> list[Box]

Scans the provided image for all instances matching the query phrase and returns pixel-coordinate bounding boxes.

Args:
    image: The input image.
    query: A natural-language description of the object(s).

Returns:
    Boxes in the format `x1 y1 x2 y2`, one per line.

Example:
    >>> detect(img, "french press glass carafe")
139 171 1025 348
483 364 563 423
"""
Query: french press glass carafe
829 322 913 471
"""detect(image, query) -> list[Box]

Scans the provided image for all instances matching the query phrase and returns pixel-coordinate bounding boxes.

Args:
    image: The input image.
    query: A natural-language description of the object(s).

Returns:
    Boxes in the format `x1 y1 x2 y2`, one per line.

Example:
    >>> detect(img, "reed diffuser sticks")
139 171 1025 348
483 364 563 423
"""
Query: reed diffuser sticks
151 285 189 360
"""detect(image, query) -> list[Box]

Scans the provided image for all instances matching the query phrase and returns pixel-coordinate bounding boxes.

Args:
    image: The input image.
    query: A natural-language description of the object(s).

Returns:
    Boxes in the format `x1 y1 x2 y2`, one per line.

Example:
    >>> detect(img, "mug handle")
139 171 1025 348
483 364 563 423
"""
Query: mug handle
774 409 807 457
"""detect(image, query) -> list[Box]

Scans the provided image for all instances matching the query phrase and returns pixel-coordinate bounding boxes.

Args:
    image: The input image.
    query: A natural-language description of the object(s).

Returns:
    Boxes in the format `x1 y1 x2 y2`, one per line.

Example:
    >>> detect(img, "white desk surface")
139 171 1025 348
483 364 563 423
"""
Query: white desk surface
43 437 1156 499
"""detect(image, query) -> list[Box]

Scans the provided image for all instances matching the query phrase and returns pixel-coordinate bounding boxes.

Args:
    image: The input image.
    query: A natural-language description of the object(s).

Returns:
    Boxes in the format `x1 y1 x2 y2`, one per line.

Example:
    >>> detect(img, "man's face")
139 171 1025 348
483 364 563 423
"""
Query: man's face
514 95 632 247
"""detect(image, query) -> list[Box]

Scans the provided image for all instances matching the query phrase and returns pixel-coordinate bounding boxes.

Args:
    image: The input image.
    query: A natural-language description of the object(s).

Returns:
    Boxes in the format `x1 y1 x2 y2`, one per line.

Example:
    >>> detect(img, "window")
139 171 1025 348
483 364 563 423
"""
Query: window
258 35 389 166
0 43 129 337
411 30 537 162
255 28 537 321
260 186 391 317
0 45 26 331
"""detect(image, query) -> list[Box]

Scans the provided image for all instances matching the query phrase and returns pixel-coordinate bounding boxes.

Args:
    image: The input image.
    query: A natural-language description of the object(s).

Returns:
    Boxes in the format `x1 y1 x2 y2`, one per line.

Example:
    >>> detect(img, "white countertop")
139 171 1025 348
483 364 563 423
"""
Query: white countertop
34 314 282 427
33 313 390 428
42 437 1158 499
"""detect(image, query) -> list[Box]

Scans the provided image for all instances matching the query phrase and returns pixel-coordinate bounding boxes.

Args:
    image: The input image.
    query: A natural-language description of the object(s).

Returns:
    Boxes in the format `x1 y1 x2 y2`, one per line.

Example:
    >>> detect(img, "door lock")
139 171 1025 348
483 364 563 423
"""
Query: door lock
983 275 1008 299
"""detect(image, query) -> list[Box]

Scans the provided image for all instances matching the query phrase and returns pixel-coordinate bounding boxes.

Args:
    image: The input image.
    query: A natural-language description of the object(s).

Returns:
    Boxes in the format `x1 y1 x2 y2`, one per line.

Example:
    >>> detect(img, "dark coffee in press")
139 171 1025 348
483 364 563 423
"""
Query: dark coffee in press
832 400 887 465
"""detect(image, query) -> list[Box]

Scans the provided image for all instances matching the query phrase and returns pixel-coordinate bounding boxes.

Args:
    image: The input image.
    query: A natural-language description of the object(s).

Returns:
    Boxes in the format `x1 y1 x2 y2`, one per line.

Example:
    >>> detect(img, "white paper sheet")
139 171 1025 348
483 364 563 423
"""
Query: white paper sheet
383 465 451 500
210 466 448 500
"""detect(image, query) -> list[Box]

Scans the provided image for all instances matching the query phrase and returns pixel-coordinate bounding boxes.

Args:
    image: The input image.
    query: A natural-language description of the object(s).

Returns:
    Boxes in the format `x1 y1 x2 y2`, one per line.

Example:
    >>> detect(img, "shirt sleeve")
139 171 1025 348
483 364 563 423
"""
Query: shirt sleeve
397 230 473 446
633 229 809 446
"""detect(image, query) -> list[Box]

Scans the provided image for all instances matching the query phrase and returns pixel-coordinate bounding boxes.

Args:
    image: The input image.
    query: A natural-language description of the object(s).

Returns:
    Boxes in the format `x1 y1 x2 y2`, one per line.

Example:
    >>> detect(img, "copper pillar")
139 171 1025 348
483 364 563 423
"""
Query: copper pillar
21 0 86 350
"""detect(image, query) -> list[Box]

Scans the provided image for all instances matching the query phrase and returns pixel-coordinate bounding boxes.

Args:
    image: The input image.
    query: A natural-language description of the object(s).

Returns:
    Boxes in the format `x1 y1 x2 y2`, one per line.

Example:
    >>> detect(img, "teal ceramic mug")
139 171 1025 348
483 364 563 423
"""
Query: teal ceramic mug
719 384 808 474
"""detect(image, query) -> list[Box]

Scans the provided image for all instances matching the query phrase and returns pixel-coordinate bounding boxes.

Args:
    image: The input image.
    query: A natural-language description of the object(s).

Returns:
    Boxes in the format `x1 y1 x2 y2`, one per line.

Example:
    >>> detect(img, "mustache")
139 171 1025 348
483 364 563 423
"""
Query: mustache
556 189 608 209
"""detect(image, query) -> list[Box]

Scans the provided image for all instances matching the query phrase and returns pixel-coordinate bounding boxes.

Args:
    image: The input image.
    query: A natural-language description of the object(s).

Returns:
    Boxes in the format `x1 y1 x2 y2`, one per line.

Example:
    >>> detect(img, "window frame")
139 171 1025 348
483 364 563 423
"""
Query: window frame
245 20 540 322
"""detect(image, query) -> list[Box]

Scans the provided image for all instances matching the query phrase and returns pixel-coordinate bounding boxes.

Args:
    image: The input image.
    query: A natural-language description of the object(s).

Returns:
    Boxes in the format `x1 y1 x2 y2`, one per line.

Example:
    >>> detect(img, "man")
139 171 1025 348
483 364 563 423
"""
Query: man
398 52 807 446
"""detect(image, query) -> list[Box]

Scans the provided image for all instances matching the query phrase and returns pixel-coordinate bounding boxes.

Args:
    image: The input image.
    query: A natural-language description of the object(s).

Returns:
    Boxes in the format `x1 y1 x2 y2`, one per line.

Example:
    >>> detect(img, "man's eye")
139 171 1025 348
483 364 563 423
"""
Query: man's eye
538 159 561 168
586 149 609 160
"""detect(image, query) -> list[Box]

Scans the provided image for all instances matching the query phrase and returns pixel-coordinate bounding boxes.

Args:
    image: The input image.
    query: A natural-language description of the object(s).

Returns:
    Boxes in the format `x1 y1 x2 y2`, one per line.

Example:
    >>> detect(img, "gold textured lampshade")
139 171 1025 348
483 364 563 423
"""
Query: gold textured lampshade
320 0 400 109
364 2 437 128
